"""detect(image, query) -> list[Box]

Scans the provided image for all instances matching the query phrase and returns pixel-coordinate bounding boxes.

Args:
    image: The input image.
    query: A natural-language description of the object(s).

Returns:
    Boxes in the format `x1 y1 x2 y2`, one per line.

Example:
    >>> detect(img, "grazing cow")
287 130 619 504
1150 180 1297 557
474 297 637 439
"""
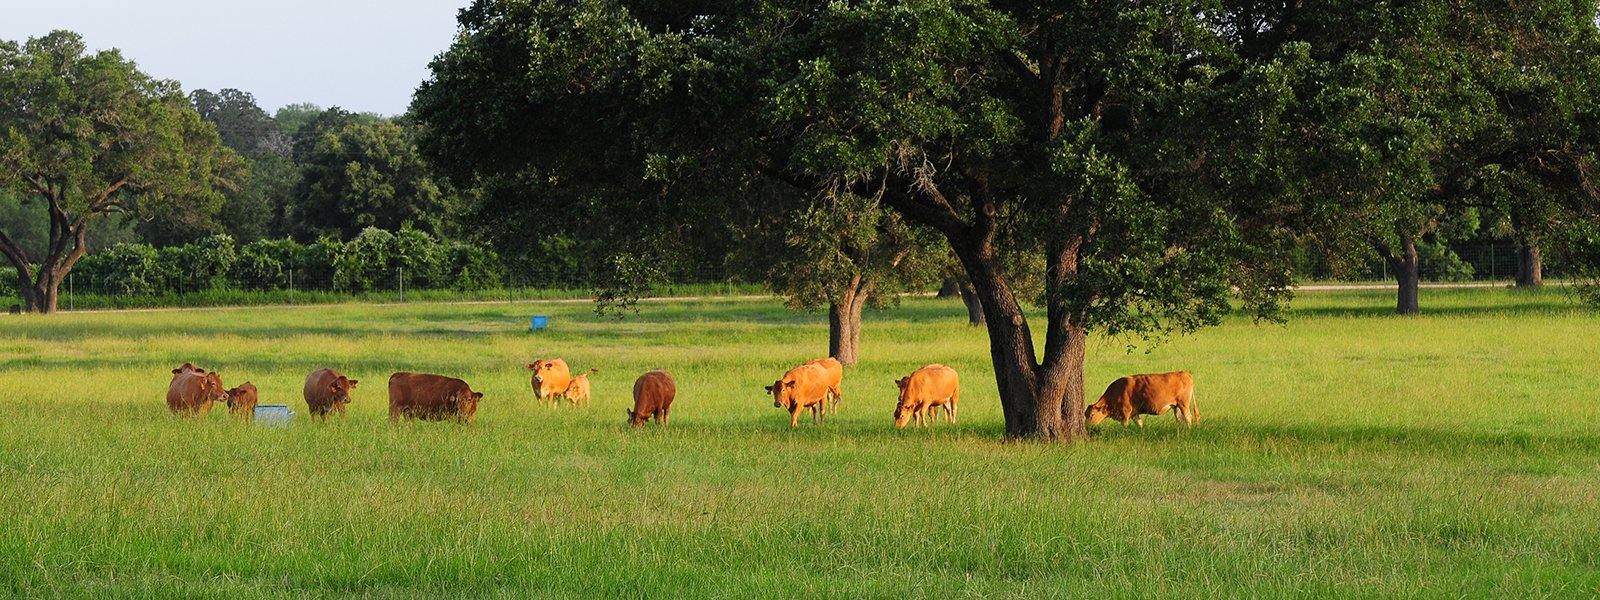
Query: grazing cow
526 358 572 405
166 364 227 416
1085 371 1197 428
765 364 831 428
627 370 676 427
226 382 259 422
893 364 960 428
388 372 484 424
563 368 599 406
804 357 845 414
304 368 360 420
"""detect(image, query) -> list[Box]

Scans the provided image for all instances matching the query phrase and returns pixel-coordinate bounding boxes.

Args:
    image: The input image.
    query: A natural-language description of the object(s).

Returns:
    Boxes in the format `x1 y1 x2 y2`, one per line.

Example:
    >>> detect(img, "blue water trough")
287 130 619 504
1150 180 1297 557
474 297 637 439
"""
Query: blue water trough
530 315 550 332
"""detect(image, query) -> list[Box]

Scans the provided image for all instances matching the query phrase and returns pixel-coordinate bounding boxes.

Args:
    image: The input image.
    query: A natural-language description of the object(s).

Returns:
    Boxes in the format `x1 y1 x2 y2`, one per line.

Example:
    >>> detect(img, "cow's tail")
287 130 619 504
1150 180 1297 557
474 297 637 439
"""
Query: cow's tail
1185 375 1198 424
584 368 600 376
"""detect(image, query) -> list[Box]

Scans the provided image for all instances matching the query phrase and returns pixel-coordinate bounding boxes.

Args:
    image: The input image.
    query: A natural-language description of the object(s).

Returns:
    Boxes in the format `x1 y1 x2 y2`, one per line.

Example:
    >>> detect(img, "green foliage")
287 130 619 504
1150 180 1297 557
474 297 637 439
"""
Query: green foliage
77 243 163 296
159 234 238 292
448 243 504 291
234 238 304 290
333 228 397 292
293 119 454 239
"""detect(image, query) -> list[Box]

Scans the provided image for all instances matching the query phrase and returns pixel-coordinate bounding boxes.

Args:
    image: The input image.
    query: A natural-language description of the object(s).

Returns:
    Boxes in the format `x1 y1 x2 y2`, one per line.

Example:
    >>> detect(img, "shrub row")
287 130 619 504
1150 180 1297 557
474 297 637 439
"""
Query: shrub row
72 228 504 296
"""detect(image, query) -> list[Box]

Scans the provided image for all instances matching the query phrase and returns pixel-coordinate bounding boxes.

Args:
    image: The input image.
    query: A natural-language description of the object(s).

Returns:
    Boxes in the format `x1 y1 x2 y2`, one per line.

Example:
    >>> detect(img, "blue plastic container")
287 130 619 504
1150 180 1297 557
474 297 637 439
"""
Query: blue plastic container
530 315 550 331
254 405 294 426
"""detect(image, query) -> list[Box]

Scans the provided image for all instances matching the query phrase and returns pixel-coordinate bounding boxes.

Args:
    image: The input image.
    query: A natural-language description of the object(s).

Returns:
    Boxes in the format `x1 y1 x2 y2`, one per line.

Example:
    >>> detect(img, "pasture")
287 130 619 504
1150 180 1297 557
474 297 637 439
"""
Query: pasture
1 288 1597 598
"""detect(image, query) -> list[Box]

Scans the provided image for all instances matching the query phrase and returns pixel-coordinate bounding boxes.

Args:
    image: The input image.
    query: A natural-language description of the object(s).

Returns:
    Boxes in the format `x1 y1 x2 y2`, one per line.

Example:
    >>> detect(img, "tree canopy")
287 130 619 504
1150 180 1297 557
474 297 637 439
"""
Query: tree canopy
0 30 242 312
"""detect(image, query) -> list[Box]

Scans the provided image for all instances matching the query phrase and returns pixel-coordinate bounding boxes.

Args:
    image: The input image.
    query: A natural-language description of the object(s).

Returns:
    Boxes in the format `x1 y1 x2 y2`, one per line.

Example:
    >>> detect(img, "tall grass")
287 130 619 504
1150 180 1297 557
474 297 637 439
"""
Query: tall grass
0 287 1596 597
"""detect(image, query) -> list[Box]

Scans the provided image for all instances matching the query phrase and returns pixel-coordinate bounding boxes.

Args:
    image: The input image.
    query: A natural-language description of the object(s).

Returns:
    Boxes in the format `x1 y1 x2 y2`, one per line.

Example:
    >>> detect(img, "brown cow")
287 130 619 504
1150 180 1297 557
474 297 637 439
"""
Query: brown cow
226 382 259 422
304 368 360 420
765 363 831 428
627 370 676 427
1085 371 1197 428
563 368 599 406
893 364 959 428
804 357 845 414
389 372 484 424
166 364 227 416
526 358 572 405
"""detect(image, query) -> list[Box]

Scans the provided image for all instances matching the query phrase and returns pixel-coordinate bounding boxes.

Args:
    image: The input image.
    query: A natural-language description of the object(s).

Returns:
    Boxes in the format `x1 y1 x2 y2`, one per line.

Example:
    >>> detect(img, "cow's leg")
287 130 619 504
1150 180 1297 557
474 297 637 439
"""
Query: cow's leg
790 405 802 428
1135 415 1146 428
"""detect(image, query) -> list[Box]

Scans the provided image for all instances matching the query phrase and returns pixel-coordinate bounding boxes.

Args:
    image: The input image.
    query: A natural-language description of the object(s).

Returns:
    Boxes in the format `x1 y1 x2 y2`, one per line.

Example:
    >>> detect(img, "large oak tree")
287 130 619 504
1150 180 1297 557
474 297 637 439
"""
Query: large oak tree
0 31 241 313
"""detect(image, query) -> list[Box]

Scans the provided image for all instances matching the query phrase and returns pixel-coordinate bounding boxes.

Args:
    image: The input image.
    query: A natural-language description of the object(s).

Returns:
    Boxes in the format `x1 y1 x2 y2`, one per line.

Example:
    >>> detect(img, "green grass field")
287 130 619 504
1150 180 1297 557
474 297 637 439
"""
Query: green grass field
1 288 1597 598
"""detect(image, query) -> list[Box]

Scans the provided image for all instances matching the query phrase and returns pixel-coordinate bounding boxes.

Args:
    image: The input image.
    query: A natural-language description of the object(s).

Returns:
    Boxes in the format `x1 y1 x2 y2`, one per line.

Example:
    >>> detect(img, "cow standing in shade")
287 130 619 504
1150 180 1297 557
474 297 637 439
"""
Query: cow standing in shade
304 368 359 420
226 382 259 422
765 363 831 428
389 372 485 424
166 364 227 416
893 364 959 428
627 370 675 427
1085 371 1197 428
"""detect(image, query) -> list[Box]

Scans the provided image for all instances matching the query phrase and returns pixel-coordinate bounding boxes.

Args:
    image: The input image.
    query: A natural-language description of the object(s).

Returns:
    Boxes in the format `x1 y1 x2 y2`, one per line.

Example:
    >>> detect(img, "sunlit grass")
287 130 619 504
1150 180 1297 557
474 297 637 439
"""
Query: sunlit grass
1 287 1597 597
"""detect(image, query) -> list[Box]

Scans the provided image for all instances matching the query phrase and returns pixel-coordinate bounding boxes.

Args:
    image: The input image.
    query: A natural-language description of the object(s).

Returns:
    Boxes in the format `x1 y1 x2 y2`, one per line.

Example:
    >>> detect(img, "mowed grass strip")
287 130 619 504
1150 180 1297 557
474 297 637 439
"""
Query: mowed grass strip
1 288 1597 598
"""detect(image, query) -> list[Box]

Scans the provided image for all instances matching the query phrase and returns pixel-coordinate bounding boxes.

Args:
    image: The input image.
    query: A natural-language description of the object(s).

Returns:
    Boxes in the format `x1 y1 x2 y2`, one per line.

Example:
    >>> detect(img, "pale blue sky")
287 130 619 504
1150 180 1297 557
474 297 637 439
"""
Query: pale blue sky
0 0 472 116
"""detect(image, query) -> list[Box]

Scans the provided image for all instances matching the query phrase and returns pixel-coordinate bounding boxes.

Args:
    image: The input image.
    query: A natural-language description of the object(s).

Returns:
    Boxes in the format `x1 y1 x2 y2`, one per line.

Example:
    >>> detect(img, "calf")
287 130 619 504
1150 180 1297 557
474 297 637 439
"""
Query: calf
1085 371 1197 428
805 357 845 414
226 382 259 422
527 358 572 405
304 368 360 420
627 370 676 427
388 372 484 424
893 364 959 428
563 368 599 406
166 364 227 416
765 364 831 428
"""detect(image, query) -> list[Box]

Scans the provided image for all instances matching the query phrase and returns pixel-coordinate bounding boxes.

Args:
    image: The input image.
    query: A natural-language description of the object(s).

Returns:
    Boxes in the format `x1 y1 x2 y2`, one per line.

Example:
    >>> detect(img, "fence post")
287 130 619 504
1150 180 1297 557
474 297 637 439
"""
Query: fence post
399 266 405 303
1488 242 1495 280
288 269 294 296
68 274 73 311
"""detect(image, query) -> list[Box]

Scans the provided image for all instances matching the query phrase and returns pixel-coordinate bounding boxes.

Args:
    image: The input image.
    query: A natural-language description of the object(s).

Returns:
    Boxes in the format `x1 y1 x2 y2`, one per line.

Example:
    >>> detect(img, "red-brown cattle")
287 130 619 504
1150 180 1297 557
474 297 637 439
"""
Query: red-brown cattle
627 370 675 427
388 372 484 424
893 364 959 428
527 358 572 405
804 357 844 414
226 382 259 422
166 364 227 416
304 368 360 420
765 364 831 428
1085 371 1197 428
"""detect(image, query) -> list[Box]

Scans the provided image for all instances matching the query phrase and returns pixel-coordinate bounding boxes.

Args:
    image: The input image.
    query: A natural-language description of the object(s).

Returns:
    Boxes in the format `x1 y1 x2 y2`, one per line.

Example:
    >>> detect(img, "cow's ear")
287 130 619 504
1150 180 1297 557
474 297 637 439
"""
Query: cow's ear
526 363 536 370
763 385 774 393
472 392 484 400
348 379 359 388
784 380 797 388
172 368 182 374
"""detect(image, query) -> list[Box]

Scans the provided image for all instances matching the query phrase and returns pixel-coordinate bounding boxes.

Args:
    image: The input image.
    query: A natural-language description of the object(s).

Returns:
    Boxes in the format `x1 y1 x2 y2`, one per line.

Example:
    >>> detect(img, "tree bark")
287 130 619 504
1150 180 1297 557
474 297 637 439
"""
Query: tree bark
1516 242 1543 288
949 237 1087 441
958 282 985 326
937 277 960 297
1380 234 1421 315
828 277 870 367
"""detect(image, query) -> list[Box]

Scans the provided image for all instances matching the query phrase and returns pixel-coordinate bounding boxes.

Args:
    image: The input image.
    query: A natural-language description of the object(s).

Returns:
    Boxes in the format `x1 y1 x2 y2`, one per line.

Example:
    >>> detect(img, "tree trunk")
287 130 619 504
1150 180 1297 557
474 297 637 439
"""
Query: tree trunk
937 277 960 297
953 240 1086 441
828 279 869 367
958 282 985 326
1383 235 1421 315
1516 242 1543 288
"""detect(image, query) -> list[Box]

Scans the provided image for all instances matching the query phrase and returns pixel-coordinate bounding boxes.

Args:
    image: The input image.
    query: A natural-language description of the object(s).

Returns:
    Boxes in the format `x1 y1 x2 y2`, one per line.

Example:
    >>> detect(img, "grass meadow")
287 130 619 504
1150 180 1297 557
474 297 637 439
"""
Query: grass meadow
1 288 1597 598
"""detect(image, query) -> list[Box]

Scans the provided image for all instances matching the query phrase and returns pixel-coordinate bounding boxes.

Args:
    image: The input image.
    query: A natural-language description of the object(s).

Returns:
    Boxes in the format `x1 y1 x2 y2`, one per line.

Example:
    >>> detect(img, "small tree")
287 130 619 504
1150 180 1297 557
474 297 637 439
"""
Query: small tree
763 193 944 365
0 31 241 312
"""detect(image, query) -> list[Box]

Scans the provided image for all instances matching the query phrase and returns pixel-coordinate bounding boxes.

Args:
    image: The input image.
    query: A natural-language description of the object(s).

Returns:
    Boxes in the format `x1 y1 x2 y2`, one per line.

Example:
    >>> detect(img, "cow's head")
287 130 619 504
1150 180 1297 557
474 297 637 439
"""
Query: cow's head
1084 401 1110 426
892 377 914 428
457 390 484 423
328 375 360 404
764 379 797 409
203 372 228 403
626 408 643 427
172 363 204 375
527 359 560 389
